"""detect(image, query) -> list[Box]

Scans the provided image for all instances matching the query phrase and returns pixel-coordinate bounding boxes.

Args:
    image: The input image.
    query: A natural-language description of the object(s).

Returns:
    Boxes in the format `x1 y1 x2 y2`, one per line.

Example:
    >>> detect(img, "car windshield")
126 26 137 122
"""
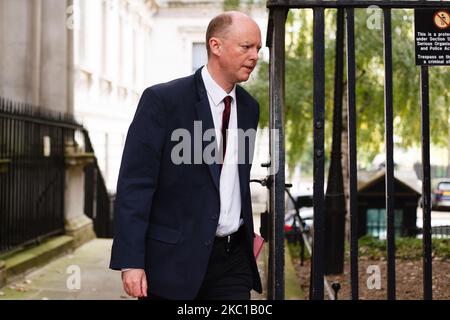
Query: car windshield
438 182 450 191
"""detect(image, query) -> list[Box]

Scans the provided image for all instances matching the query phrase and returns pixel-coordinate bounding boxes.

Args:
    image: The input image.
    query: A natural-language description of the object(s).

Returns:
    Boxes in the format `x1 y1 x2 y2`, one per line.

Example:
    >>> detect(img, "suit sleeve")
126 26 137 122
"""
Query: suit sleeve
110 88 167 270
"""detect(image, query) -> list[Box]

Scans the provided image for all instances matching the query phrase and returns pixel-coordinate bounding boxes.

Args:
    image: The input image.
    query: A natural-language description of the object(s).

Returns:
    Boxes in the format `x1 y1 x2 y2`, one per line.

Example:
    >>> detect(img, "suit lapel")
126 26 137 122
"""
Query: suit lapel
194 68 220 193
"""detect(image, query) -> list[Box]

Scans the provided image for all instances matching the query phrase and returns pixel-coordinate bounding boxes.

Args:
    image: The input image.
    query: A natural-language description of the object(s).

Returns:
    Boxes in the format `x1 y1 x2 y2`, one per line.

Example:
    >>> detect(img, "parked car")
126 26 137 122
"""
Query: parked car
285 207 313 233
432 179 450 211
285 194 314 243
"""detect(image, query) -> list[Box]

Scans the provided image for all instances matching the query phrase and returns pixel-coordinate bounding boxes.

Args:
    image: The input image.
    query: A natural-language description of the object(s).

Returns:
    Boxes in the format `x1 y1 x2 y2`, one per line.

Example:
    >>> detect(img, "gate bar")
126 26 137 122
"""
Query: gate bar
346 7 359 300
267 11 274 299
0 104 5 249
420 66 432 300
383 8 396 300
269 7 287 300
267 0 450 9
311 7 326 300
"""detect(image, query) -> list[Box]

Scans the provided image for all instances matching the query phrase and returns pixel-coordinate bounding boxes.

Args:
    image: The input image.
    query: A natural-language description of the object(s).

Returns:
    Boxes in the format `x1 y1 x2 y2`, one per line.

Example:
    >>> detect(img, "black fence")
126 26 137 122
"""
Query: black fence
266 0 445 300
414 162 449 181
83 129 114 238
0 98 78 254
430 225 450 238
0 97 113 255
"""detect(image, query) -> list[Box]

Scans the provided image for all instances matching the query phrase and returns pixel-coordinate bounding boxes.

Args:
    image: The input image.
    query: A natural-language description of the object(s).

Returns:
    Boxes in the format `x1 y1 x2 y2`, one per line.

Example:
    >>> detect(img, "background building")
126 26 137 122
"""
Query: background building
0 0 73 113
73 0 158 191
0 0 96 264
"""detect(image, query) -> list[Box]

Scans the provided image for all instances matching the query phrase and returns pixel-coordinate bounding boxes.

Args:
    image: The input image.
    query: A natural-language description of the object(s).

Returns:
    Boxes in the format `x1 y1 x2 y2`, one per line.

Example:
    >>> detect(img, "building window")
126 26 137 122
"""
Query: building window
133 29 138 87
101 0 109 77
366 208 403 239
192 42 207 73
78 0 87 65
119 16 125 83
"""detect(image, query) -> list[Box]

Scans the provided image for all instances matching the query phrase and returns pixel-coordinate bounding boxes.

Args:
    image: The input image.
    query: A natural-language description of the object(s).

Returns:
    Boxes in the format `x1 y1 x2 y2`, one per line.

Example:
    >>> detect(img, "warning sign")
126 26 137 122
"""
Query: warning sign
433 10 450 30
415 8 450 66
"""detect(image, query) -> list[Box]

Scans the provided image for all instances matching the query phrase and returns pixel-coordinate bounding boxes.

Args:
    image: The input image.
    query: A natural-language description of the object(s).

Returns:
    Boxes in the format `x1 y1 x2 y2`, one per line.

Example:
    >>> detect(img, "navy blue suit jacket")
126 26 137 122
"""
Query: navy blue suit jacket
110 67 262 299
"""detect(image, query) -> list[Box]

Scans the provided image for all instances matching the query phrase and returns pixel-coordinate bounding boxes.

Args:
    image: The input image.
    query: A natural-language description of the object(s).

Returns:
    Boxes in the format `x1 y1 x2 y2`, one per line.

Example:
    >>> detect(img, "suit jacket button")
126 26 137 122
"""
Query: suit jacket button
205 240 212 246
212 215 218 220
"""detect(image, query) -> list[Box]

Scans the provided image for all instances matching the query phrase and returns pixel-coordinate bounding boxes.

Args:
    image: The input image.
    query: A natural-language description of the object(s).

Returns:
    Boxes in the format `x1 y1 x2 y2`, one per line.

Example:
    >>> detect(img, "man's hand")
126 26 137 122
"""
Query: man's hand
122 269 148 298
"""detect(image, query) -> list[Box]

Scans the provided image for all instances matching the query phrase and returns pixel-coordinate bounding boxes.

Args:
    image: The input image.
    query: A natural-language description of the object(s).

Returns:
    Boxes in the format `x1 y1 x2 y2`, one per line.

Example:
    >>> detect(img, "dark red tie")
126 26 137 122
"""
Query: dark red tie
221 96 232 163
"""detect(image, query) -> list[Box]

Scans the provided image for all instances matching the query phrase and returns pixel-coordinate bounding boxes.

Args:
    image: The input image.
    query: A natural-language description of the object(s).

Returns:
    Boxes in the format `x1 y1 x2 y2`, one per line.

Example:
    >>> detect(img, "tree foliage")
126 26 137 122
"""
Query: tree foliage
223 0 241 11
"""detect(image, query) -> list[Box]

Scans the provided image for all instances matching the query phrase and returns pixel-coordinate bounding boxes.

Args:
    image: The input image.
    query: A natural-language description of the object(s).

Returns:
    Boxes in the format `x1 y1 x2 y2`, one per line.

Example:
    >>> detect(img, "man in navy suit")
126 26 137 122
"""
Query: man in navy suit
110 11 263 300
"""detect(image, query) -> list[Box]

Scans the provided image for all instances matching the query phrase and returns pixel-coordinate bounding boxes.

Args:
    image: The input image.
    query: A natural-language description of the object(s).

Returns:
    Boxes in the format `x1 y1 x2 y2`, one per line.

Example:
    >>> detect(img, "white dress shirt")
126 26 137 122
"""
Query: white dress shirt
201 66 242 237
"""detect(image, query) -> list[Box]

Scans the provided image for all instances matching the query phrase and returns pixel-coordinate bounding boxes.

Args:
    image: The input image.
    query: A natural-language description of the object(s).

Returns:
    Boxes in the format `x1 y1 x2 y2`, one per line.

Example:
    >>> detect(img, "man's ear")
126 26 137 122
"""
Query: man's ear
209 37 222 57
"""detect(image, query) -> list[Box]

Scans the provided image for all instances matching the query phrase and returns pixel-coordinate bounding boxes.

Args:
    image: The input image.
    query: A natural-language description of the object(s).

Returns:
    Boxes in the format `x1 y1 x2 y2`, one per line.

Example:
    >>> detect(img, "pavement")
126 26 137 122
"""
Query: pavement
0 206 303 300
0 236 302 300
0 238 266 300
0 239 130 300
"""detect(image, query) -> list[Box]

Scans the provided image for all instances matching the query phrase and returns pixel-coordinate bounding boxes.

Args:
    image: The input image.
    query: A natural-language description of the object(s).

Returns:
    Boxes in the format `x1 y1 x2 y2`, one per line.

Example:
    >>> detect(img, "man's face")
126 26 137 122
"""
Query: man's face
217 19 262 85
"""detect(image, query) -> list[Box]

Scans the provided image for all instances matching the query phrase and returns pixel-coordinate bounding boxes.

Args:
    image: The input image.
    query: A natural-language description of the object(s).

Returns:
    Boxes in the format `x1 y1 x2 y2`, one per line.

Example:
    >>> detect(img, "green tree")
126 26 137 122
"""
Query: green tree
223 0 260 13
223 0 241 11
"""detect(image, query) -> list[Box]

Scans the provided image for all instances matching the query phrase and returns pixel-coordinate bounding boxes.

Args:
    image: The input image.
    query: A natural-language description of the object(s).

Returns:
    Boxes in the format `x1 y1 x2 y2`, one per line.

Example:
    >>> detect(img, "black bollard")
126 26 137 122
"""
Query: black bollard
332 282 341 300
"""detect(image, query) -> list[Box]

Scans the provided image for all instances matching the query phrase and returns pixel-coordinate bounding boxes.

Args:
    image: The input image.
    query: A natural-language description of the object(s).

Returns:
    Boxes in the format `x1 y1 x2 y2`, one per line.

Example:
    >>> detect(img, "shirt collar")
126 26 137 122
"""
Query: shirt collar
201 65 236 107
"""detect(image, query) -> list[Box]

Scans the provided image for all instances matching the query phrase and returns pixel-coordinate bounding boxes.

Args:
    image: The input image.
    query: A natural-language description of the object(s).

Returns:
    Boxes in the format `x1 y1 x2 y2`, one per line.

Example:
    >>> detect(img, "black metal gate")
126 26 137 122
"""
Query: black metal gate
0 98 114 255
0 98 76 254
83 129 114 238
266 0 443 300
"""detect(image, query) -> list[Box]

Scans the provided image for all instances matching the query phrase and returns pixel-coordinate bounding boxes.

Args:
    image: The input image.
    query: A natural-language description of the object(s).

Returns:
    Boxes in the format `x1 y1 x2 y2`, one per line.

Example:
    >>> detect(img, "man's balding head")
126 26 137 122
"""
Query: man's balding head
205 11 258 58
204 11 261 91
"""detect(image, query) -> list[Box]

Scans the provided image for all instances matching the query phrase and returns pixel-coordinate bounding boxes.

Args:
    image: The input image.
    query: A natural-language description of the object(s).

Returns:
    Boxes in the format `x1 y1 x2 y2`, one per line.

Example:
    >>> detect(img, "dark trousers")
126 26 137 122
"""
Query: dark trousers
195 226 253 300
141 226 253 300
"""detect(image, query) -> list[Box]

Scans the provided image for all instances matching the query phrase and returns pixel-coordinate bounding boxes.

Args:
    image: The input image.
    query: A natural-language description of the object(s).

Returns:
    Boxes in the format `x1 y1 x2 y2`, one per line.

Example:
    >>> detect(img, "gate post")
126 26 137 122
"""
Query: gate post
268 7 287 300
311 6 326 300
64 136 96 248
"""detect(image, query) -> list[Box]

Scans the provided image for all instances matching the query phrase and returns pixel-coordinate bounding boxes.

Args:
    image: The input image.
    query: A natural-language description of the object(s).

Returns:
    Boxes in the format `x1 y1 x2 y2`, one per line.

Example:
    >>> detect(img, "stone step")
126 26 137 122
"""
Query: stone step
0 236 74 288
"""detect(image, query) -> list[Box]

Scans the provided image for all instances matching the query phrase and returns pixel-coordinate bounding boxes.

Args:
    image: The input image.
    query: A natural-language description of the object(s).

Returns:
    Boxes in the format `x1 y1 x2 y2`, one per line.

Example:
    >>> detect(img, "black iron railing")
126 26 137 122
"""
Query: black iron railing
430 225 450 238
266 0 441 300
0 97 114 254
83 129 114 238
0 98 78 254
